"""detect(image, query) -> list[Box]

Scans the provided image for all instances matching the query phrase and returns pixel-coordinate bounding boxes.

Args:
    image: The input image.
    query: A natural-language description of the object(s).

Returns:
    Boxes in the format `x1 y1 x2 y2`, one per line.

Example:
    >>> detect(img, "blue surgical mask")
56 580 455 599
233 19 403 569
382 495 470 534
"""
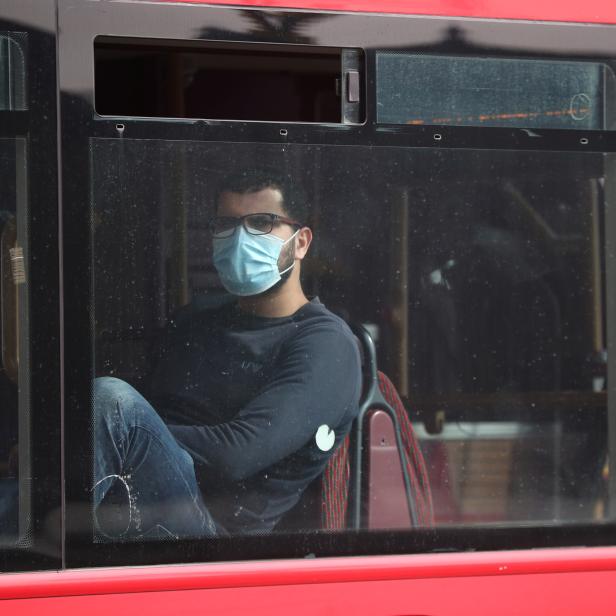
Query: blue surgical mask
212 226 299 296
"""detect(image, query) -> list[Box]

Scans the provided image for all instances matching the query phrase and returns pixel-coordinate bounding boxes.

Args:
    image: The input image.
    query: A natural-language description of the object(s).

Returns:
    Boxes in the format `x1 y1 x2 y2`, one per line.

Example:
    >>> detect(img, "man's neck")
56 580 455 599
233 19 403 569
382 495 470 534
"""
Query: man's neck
238 278 309 318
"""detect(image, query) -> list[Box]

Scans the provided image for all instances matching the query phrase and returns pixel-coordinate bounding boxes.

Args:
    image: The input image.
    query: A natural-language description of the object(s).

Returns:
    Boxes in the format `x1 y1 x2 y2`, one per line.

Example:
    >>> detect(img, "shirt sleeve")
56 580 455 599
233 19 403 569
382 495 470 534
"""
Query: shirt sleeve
168 322 362 482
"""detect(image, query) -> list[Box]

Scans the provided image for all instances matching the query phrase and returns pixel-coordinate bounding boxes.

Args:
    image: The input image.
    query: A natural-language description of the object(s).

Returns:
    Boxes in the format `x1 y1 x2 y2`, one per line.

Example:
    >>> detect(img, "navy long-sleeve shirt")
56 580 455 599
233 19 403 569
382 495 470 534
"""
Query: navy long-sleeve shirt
148 298 361 534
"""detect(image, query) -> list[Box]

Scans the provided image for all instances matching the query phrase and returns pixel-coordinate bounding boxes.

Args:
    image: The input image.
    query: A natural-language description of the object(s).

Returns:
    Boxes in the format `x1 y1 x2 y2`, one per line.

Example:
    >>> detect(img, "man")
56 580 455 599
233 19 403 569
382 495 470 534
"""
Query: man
94 169 362 539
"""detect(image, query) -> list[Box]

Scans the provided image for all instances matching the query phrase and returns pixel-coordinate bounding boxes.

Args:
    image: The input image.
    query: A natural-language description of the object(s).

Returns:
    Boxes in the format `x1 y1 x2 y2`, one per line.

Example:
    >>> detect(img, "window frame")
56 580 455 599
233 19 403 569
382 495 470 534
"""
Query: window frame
0 1 61 573
58 0 616 568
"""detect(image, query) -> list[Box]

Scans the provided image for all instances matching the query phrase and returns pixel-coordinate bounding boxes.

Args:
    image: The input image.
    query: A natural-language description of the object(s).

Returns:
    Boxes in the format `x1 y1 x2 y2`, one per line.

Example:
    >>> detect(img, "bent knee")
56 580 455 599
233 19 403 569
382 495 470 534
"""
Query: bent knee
94 377 161 432
94 376 138 404
93 377 141 421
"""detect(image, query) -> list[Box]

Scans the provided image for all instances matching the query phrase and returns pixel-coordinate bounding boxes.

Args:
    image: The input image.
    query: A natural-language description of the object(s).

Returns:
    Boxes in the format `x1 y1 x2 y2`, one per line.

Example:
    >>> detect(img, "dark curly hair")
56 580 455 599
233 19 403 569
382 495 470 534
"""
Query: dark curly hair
215 168 309 225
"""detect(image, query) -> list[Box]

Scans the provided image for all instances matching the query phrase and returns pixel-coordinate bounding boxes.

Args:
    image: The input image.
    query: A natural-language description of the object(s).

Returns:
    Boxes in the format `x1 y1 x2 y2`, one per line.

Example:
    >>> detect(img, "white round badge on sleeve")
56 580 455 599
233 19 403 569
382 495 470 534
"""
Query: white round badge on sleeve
315 424 335 452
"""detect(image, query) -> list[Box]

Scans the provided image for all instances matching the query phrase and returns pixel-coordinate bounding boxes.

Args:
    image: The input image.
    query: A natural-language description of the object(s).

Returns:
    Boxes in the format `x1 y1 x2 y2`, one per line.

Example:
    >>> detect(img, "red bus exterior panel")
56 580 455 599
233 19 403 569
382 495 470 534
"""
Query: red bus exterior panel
2 547 616 614
154 0 616 25
2 551 616 614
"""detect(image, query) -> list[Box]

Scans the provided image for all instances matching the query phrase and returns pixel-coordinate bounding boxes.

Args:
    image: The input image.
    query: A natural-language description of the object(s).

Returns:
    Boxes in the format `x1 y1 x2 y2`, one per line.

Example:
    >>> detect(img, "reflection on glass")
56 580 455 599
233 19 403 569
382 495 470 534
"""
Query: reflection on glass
0 33 27 111
91 139 610 542
377 53 616 131
0 138 30 545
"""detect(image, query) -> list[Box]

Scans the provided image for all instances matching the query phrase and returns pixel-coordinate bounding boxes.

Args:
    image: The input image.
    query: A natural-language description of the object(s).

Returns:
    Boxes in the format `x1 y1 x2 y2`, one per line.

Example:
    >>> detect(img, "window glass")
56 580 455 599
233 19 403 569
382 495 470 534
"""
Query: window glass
90 139 610 543
377 53 616 130
0 137 31 545
94 38 351 123
0 33 27 111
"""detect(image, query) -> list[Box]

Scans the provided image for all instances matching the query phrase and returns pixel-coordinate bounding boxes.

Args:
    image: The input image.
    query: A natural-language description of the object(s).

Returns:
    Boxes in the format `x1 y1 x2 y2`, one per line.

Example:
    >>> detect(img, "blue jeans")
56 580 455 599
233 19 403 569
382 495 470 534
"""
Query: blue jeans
93 377 218 540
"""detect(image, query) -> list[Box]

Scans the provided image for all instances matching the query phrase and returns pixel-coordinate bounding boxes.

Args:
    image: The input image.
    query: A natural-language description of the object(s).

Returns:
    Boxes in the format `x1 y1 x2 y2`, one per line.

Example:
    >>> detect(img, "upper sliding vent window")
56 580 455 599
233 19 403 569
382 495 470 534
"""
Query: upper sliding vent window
95 38 363 124
377 53 616 131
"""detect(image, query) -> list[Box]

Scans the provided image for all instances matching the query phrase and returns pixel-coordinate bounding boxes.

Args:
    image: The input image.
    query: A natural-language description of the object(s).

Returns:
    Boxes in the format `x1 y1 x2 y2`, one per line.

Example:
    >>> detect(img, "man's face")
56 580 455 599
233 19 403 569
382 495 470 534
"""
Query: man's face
217 187 298 270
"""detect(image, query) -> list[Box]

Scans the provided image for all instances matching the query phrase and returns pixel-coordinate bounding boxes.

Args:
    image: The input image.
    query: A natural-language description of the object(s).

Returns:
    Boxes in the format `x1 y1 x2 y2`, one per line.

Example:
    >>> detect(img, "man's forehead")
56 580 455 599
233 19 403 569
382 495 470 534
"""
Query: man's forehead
218 187 285 216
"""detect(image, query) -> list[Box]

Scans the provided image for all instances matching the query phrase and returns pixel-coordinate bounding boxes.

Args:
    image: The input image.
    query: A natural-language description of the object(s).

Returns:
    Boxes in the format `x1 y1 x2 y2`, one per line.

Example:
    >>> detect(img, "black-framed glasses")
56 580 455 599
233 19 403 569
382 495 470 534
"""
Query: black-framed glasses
208 212 302 238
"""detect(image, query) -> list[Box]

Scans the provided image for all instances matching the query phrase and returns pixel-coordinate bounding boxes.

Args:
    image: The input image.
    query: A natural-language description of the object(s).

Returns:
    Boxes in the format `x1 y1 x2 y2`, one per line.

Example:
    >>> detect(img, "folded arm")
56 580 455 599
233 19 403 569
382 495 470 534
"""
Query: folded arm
169 324 361 482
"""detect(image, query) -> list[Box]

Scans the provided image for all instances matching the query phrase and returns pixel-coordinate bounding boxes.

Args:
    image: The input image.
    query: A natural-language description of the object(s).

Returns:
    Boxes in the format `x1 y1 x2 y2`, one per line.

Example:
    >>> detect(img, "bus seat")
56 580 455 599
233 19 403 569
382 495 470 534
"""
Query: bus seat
321 369 434 530
366 410 419 528
277 323 433 533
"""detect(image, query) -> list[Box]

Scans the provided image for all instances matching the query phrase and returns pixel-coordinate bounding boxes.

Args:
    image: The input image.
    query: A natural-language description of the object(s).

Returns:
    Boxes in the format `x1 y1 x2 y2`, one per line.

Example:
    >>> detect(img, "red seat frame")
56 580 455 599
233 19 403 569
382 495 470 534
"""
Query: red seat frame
321 324 434 530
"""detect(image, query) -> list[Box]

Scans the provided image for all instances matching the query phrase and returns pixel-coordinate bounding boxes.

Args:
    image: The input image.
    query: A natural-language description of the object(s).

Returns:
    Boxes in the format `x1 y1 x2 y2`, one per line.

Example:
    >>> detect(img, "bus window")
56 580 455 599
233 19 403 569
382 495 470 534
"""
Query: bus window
94 38 363 124
0 33 26 111
0 137 30 546
0 8 59 570
377 54 616 131
90 139 609 542
52 0 616 568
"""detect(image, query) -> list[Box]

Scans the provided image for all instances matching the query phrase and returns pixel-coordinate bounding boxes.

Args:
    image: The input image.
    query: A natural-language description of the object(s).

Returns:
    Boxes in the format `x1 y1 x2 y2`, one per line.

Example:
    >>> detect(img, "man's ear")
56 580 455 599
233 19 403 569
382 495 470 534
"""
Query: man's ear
295 227 312 260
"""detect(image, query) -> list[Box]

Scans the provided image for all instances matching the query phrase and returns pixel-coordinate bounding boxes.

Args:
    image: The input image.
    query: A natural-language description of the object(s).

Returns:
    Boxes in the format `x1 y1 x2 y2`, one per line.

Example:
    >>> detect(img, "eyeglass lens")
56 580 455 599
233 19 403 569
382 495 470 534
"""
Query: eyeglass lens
211 214 275 237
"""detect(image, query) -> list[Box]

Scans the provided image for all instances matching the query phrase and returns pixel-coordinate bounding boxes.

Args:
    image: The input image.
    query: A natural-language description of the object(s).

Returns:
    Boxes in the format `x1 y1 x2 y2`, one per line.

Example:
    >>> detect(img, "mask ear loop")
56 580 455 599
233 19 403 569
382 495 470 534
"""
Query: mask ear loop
278 228 301 276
